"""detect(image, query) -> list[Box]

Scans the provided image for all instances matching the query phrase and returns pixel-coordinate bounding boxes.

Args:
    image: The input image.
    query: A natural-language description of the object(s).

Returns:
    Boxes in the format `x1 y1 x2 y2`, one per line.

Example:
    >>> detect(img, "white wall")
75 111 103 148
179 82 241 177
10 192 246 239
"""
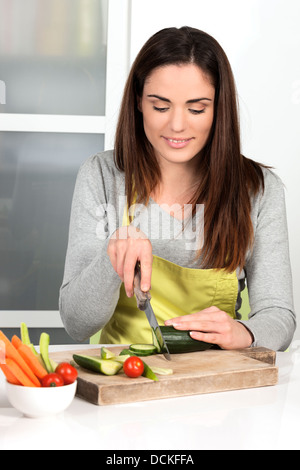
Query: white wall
129 0 300 338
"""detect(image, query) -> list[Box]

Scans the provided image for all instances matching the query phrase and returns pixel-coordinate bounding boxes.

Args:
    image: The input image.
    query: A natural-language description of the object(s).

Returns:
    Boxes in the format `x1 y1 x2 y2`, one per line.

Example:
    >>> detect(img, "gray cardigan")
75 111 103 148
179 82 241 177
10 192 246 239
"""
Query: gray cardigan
59 150 296 350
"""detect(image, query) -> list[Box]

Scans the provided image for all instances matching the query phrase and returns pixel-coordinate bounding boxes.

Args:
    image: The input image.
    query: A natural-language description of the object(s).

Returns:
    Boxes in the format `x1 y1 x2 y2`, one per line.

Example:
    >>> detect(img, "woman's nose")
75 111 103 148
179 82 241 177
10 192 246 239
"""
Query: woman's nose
169 108 186 133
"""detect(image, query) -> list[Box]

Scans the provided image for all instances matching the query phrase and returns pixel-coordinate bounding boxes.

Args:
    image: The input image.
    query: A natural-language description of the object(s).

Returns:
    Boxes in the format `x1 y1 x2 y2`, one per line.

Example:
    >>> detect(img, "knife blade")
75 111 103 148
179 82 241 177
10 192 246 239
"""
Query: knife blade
133 262 171 361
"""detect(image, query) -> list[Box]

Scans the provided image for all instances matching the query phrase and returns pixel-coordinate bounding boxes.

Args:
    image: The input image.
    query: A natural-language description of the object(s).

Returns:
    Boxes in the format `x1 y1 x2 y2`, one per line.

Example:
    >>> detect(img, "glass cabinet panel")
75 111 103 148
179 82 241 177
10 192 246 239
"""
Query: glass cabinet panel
0 0 108 115
0 132 104 310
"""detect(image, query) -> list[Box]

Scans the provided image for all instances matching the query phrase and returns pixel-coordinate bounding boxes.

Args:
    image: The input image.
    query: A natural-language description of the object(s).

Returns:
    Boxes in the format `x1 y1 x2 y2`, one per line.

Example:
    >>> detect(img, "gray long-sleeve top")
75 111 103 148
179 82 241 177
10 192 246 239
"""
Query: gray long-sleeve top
59 150 296 350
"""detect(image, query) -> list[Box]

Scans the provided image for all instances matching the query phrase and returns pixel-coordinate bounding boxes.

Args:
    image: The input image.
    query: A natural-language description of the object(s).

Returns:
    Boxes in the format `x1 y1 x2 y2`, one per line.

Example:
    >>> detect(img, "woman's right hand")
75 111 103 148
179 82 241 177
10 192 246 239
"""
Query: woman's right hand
107 226 153 297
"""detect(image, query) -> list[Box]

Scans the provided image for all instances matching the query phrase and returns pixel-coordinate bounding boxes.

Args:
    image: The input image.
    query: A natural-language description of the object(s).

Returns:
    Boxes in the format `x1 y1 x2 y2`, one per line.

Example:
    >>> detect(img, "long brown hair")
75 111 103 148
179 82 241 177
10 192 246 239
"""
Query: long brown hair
114 26 265 272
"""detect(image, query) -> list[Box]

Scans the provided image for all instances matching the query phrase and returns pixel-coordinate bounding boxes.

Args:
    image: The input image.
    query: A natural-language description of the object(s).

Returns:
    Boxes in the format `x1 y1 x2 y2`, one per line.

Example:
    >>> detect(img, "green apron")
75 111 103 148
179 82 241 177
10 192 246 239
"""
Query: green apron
100 204 238 345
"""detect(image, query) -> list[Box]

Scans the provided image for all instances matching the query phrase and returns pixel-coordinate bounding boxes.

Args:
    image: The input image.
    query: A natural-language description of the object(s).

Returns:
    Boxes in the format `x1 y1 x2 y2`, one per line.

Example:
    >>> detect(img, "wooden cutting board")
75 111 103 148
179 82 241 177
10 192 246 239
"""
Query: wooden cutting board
51 346 278 406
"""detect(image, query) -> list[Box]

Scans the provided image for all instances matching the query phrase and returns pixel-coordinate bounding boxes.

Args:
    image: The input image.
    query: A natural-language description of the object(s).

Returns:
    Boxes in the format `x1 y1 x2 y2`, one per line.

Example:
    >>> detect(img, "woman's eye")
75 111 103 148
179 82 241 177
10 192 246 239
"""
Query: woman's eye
189 109 205 115
152 106 205 114
153 106 169 112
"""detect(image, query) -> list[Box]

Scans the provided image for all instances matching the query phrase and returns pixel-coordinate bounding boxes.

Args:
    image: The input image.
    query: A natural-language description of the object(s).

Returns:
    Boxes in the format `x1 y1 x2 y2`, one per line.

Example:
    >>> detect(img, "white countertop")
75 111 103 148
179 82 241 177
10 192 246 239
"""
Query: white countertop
1 342 300 450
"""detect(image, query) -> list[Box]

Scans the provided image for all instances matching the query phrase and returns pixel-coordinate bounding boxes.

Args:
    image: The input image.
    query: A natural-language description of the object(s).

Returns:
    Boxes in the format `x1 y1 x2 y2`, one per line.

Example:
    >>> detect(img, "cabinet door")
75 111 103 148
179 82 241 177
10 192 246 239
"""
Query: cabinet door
0 0 108 116
0 0 131 335
0 132 104 312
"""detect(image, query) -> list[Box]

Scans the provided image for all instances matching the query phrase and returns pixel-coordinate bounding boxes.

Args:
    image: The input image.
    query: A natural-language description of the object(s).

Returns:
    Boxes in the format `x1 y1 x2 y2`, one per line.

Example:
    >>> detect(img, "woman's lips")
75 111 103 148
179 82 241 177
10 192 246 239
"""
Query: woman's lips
162 136 193 149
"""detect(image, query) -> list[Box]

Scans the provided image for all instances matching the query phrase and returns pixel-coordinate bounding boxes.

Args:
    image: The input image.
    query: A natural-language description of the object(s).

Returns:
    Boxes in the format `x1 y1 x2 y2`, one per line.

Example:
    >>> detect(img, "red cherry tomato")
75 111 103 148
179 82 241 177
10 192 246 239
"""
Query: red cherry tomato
42 373 64 387
55 362 78 385
123 356 144 378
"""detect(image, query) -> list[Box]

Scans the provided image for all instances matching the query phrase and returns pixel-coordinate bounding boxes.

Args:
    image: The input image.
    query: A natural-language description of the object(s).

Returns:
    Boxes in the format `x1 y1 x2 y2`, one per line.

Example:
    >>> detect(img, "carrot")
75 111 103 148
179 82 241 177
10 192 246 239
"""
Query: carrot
17 344 48 379
0 363 22 385
0 339 5 364
11 335 23 350
11 335 47 379
0 330 41 387
5 358 38 387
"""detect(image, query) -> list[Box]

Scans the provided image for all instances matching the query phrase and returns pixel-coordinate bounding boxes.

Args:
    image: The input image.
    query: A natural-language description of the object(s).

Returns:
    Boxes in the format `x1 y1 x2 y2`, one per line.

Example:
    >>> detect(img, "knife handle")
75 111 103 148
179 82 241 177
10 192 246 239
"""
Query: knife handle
133 262 151 310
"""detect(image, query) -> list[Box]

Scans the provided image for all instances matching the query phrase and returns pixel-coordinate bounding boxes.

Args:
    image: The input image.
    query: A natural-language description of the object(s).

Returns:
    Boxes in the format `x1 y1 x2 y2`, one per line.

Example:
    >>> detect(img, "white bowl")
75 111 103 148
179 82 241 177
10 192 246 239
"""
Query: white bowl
6 381 77 418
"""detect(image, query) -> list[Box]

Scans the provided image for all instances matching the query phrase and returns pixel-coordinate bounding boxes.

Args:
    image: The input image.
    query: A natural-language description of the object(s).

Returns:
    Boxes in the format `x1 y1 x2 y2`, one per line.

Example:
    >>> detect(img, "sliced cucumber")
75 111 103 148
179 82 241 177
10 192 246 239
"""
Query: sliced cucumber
101 347 115 359
20 322 31 346
119 348 133 356
50 358 58 371
40 332 54 373
77 349 162 381
151 328 161 353
151 366 173 376
20 322 39 356
96 359 123 376
141 361 158 381
73 354 123 375
129 344 157 356
21 322 57 371
112 355 131 364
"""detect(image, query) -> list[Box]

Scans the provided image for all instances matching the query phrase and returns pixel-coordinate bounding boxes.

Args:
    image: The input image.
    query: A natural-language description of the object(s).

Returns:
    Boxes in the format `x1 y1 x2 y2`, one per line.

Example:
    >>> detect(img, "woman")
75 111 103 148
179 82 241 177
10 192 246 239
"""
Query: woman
59 27 296 351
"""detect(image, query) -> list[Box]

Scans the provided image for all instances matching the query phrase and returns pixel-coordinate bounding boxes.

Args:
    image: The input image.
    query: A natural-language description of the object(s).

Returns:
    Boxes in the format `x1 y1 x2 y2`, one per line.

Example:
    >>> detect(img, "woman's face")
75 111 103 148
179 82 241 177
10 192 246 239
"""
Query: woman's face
139 63 215 169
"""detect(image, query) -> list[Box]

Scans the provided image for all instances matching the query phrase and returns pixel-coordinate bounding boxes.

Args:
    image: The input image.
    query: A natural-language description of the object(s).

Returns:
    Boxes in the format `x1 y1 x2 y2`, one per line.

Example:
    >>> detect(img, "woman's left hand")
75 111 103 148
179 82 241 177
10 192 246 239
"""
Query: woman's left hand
164 306 254 350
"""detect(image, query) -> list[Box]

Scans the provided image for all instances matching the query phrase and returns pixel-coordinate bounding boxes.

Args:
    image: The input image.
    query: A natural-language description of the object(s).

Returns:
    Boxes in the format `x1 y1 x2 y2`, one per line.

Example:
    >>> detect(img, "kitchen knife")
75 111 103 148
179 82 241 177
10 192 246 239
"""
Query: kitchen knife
133 262 171 361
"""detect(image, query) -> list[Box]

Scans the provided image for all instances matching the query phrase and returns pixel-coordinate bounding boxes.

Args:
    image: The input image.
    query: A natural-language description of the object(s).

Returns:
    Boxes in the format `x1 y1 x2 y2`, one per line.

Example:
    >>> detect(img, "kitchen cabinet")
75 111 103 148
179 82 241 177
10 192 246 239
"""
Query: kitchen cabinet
0 0 130 339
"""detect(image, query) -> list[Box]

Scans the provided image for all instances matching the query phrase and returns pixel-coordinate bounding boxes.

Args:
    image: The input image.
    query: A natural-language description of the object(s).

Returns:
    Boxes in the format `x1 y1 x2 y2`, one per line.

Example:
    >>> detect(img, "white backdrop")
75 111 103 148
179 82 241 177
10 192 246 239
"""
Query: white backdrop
128 0 300 339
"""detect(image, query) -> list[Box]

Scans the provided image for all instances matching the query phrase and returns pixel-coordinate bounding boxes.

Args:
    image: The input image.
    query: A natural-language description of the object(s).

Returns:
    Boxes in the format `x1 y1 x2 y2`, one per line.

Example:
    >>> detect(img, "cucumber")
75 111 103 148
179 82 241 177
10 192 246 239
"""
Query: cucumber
119 348 133 356
73 354 123 375
21 323 57 371
39 332 54 373
20 322 31 346
154 326 213 354
50 358 58 371
20 322 39 356
112 355 131 364
98 349 165 381
151 328 161 353
151 366 173 376
101 347 115 359
141 361 158 381
129 344 157 356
